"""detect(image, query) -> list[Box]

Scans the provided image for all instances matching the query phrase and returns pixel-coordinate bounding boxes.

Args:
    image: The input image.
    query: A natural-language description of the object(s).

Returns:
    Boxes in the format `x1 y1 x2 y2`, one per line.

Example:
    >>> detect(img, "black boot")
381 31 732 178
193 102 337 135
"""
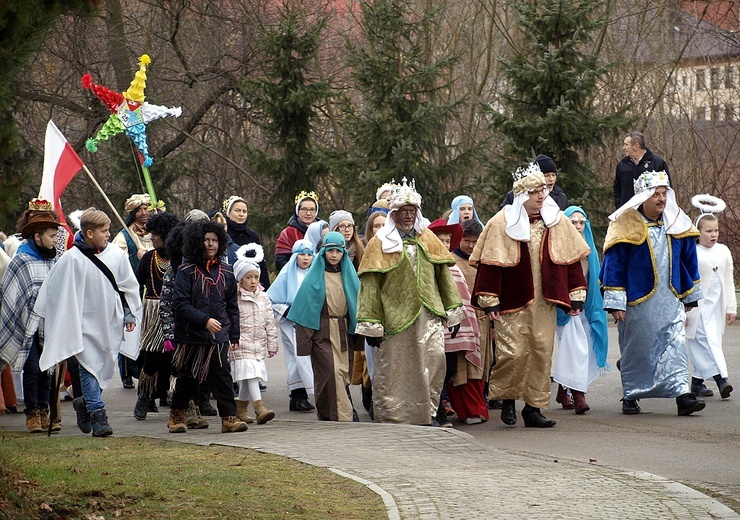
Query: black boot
713 375 733 399
361 384 373 413
90 409 113 437
198 387 217 416
72 397 92 434
676 393 706 416
691 377 714 397
500 399 516 425
521 404 556 428
290 388 315 412
148 398 159 413
133 394 149 421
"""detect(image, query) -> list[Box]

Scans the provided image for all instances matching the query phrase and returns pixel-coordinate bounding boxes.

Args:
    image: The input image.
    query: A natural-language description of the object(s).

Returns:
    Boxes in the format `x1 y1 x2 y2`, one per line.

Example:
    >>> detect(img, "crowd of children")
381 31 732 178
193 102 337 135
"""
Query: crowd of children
0 165 736 436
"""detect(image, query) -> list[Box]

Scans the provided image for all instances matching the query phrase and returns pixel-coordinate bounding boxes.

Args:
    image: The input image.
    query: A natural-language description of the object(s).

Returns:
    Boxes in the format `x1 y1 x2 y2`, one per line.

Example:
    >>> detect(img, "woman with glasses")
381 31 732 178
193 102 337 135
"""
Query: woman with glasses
328 210 364 270
274 192 319 273
552 206 609 415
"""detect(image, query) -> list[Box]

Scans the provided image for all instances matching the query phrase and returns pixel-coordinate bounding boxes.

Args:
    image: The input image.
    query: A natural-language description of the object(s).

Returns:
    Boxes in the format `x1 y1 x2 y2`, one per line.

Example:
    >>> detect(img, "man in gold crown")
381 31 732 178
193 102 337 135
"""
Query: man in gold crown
470 162 590 428
600 171 705 416
356 178 463 425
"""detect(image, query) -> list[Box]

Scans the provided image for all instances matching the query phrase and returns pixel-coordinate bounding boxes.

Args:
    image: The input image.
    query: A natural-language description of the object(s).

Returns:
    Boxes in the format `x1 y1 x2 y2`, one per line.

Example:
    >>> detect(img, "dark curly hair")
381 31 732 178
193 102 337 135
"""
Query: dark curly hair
181 220 228 263
145 212 181 242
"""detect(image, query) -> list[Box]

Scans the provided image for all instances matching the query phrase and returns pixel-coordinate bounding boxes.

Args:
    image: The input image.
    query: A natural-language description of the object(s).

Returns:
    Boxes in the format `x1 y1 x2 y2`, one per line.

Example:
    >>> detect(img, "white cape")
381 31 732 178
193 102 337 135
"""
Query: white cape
35 245 142 389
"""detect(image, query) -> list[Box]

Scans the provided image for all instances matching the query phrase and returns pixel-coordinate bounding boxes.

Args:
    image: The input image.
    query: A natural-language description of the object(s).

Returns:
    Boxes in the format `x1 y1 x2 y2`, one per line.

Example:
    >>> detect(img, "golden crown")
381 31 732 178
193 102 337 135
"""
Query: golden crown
633 171 669 194
29 198 53 211
295 190 319 204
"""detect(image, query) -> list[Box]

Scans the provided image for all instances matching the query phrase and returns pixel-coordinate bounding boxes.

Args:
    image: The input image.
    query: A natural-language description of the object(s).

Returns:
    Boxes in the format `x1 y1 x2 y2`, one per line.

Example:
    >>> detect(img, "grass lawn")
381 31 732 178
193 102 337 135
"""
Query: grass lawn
0 432 387 519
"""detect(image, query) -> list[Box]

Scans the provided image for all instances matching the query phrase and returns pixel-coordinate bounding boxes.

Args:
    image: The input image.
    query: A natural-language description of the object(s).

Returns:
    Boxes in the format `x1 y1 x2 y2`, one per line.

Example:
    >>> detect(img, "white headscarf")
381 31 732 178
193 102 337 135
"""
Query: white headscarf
609 171 692 235
503 164 561 241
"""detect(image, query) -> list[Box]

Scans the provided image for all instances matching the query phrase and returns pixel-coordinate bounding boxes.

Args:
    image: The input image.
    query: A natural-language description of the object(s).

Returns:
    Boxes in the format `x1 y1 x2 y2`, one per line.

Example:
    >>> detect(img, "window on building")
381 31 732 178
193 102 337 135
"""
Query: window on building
696 106 707 120
726 104 735 122
726 66 735 89
696 69 706 91
711 67 721 89
711 105 721 120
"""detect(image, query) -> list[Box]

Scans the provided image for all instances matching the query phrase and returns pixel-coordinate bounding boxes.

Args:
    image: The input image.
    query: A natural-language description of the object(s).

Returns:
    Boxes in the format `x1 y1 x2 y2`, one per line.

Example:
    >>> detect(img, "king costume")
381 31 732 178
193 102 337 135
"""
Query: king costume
356 179 463 425
471 163 589 427
600 171 704 415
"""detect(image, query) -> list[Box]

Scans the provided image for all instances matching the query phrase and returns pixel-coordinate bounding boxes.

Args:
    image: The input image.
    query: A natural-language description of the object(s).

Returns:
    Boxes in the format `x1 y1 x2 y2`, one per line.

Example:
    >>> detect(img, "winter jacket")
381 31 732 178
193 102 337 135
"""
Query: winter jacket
231 289 278 362
173 260 239 345
613 149 671 209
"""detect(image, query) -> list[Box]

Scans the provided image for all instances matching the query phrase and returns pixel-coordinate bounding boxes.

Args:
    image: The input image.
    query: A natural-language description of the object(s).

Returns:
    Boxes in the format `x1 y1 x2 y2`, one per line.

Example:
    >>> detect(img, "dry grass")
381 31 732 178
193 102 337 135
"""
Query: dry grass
0 432 387 519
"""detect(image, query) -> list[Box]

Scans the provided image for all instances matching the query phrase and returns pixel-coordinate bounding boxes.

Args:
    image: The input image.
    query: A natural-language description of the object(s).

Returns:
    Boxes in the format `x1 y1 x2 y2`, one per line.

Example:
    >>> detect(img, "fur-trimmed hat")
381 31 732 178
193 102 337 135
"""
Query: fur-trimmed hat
233 243 264 283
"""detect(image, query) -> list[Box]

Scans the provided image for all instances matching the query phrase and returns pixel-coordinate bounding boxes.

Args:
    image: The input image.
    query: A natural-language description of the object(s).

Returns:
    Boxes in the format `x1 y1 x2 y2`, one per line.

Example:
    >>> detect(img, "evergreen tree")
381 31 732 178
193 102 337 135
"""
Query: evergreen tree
491 0 633 210
240 4 333 233
0 0 98 230
346 0 483 218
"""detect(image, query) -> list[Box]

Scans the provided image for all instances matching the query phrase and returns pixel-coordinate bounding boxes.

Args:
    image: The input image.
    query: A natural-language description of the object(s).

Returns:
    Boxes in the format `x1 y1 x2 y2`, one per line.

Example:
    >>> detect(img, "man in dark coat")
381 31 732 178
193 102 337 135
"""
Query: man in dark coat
613 131 671 209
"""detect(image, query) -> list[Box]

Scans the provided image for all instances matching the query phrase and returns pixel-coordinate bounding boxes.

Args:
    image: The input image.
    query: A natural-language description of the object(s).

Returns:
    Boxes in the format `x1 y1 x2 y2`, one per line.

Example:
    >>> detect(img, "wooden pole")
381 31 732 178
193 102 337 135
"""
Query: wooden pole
82 164 130 232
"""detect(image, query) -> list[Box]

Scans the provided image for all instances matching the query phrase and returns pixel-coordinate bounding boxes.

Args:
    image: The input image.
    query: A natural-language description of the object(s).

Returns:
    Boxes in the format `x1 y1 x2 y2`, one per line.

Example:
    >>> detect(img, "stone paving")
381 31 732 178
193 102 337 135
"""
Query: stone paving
1 409 737 519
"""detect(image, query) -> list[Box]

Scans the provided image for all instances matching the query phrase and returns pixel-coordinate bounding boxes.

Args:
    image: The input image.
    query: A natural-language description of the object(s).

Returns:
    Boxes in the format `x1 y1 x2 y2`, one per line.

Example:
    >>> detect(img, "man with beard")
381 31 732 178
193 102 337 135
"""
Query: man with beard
356 178 463 425
600 171 705 416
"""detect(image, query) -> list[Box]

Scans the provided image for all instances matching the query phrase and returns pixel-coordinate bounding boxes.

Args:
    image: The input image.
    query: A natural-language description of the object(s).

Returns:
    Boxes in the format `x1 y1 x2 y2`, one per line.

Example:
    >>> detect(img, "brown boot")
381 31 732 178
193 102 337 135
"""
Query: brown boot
26 410 42 433
253 400 275 425
555 384 575 410
572 390 590 415
168 408 187 433
38 408 61 432
185 400 209 429
236 400 255 424
221 415 248 433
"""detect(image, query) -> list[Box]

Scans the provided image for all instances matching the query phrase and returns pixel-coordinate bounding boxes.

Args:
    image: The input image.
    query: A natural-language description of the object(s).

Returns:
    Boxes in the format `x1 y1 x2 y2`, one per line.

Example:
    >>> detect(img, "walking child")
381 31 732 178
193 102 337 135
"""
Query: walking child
686 195 736 398
36 208 142 437
230 244 278 424
288 232 362 421
168 220 247 433
267 239 316 412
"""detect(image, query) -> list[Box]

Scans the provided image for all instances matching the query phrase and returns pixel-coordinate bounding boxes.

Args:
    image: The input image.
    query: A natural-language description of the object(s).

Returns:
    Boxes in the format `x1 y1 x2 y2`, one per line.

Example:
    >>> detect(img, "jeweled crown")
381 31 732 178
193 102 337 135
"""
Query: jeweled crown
29 198 53 211
512 162 546 195
389 177 422 210
633 171 669 194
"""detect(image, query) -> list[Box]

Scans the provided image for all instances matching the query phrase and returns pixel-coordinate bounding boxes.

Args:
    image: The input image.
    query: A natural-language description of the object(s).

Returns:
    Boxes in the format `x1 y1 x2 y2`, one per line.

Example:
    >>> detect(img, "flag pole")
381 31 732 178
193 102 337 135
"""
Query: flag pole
82 164 131 233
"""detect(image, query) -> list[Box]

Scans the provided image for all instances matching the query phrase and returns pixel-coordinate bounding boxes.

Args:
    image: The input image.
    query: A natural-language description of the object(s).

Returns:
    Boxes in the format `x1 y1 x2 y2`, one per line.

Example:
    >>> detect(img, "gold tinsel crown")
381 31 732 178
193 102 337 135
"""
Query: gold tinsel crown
29 198 53 211
294 190 319 204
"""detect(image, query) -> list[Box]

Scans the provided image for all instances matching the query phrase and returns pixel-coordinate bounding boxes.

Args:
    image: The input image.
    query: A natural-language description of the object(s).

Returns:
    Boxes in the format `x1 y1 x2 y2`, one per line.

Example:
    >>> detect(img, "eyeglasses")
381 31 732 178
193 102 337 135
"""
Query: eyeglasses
570 219 586 225
298 207 316 214
336 224 354 231
528 187 549 196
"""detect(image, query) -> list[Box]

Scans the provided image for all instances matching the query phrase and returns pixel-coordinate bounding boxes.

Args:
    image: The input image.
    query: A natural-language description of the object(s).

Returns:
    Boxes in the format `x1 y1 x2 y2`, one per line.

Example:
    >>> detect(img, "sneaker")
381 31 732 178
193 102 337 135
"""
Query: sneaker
133 395 149 421
621 398 641 415
72 397 92 434
90 409 113 437
464 416 483 425
221 415 248 433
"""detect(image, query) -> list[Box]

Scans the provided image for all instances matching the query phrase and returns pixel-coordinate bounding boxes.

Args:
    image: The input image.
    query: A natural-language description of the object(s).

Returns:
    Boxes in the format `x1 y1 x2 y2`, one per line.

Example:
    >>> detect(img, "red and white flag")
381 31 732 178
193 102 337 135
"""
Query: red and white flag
39 120 84 217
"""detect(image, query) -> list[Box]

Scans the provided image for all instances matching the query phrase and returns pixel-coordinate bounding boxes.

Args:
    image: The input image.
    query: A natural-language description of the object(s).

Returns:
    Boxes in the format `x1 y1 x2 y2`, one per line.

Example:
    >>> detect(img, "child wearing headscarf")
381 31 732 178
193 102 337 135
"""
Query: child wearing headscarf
447 195 483 226
552 206 609 414
229 244 278 424
288 232 362 421
267 239 316 412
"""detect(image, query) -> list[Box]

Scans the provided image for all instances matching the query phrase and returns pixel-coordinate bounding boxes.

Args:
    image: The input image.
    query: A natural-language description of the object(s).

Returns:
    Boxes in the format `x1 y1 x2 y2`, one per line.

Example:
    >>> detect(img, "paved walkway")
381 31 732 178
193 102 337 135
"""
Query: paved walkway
1 408 737 519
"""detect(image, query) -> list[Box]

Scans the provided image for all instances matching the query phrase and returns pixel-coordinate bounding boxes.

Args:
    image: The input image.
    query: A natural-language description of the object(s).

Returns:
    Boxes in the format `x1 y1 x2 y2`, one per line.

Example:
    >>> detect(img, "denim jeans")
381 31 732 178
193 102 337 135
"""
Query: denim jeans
23 333 51 414
78 363 104 412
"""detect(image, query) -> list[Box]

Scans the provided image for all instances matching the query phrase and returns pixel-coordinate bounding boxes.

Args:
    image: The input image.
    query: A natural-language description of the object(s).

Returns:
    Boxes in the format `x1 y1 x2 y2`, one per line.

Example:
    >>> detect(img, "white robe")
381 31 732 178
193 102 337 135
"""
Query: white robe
36 245 142 388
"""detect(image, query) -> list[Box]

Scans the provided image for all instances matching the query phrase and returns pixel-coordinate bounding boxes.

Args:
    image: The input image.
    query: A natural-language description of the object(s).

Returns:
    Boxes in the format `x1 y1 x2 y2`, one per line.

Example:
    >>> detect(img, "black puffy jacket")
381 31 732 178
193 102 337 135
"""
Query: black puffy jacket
173 260 239 345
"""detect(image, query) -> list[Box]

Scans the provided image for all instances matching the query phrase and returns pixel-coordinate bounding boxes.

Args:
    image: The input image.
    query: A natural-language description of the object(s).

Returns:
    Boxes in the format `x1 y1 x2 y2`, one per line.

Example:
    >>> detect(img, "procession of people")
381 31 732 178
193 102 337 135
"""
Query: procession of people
0 131 736 438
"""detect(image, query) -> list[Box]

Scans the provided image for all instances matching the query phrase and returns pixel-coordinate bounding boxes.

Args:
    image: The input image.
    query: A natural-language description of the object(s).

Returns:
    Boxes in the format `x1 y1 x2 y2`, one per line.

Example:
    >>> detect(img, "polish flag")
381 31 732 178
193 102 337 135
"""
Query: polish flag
39 120 84 217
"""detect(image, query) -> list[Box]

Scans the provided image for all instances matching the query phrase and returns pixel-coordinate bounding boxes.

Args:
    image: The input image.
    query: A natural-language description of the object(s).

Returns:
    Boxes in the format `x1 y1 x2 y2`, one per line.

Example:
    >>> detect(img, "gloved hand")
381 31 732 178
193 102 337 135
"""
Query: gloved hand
163 340 175 352
366 336 383 348
448 323 460 339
